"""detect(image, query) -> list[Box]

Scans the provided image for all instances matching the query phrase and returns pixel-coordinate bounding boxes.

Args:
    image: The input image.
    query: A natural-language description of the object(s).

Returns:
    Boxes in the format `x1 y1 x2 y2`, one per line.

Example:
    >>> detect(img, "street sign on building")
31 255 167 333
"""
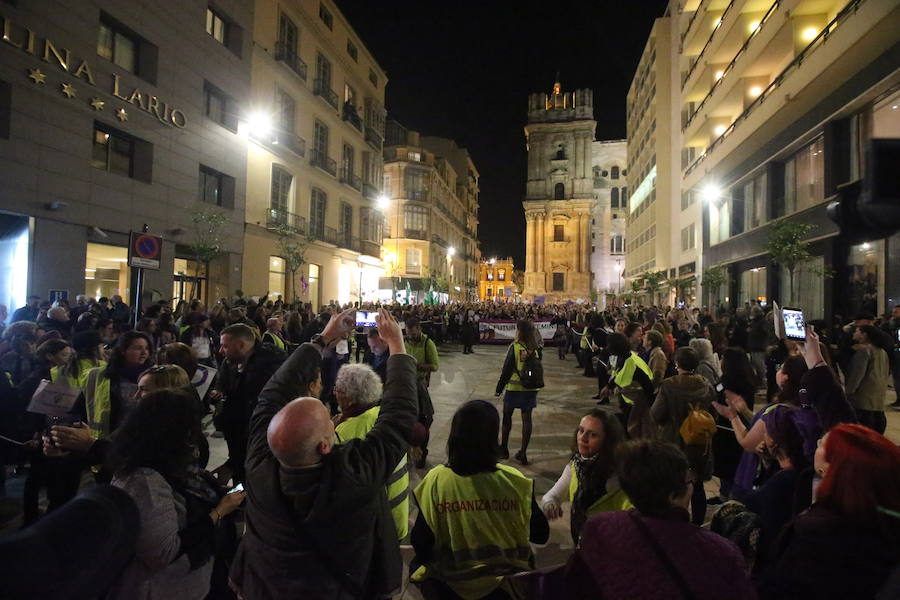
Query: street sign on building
128 232 162 270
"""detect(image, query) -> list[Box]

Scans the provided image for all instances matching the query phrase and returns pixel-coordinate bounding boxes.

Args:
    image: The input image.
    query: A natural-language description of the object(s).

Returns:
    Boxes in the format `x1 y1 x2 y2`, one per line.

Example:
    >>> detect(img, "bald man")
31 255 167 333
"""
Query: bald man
230 308 417 599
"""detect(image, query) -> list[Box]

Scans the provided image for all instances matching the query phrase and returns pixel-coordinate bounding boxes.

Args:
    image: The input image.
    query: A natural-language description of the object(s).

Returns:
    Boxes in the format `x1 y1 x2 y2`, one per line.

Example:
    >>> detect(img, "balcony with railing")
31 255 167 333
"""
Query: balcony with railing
409 189 429 201
266 208 307 234
314 78 339 110
274 41 307 80
342 102 363 131
365 125 383 149
363 181 379 199
337 232 360 252
404 229 428 240
339 168 362 191
310 150 337 176
360 239 381 258
274 131 306 157
431 233 447 248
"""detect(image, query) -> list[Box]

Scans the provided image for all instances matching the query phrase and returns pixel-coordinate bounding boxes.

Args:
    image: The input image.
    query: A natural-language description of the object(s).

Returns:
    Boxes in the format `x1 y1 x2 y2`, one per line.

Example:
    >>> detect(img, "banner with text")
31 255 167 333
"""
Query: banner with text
478 319 557 343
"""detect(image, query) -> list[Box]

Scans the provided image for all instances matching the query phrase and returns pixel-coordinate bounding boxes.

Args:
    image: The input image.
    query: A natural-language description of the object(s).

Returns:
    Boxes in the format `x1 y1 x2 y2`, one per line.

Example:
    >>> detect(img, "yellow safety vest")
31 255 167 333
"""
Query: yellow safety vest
505 342 539 392
412 463 534 599
335 406 410 540
613 352 653 405
83 366 112 440
579 327 591 350
262 331 286 351
51 358 107 390
568 462 633 515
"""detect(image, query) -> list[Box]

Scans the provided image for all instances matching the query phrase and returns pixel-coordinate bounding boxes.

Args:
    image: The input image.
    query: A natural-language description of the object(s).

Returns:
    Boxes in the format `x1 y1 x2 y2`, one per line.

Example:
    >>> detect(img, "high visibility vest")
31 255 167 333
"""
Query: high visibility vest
262 331 286 351
613 352 653 405
505 342 538 392
412 463 534 599
335 406 410 540
83 366 112 440
568 461 633 515
579 328 591 350
51 358 106 390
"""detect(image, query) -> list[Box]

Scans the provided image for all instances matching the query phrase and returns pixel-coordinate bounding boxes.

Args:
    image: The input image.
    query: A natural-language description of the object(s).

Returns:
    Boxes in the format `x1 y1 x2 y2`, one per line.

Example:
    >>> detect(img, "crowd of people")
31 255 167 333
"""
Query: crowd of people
0 292 898 599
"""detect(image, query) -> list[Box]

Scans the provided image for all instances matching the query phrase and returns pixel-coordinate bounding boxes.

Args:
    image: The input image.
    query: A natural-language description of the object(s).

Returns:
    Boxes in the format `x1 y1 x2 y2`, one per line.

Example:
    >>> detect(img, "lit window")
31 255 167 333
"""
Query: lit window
269 256 285 298
92 125 133 177
206 7 227 44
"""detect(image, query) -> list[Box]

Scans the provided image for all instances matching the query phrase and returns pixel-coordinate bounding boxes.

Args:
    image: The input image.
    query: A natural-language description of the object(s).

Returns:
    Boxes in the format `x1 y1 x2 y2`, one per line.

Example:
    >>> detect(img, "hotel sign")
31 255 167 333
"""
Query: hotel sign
1 15 187 128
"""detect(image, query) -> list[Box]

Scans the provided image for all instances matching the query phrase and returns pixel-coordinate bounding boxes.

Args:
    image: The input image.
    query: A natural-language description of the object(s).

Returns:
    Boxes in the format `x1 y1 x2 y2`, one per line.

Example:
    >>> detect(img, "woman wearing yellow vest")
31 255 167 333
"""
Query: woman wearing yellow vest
599 333 656 439
333 362 411 541
540 409 632 543
494 320 542 465
412 400 549 600
50 330 107 390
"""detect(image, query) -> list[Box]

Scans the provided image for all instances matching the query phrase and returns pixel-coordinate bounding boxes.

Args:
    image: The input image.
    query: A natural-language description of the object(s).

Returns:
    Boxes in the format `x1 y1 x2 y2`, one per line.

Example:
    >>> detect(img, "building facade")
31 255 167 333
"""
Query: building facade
479 258 516 301
590 139 628 302
522 81 595 302
381 120 480 302
677 0 900 318
0 0 253 311
241 0 387 310
624 16 691 306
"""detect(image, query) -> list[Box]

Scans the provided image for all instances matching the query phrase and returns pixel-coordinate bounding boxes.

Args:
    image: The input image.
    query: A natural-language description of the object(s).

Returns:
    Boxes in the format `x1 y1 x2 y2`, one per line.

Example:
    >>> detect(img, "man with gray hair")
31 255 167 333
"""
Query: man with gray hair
333 362 411 540
38 305 70 339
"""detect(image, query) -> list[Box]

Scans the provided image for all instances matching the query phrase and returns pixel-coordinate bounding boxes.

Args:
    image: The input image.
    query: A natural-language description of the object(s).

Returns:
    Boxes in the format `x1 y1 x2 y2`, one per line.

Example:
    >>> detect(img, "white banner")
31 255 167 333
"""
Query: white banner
478 320 557 343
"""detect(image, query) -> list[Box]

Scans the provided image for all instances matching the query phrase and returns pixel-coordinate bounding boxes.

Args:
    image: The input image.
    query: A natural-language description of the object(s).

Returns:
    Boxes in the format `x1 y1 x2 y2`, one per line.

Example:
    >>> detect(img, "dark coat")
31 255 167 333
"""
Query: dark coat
214 342 284 432
651 374 718 480
761 504 900 600
229 345 418 599
563 509 755 600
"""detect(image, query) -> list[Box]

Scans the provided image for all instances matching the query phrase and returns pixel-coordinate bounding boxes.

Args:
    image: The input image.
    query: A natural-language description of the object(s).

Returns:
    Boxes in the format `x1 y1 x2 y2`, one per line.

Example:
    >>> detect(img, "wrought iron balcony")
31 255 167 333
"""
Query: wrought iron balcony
404 229 428 240
365 125 382 149
274 131 305 157
360 239 381 258
266 208 307 234
409 190 429 201
431 234 447 248
310 150 336 176
363 181 379 200
339 168 362 191
274 41 307 80
313 78 339 110
337 233 360 251
342 102 363 131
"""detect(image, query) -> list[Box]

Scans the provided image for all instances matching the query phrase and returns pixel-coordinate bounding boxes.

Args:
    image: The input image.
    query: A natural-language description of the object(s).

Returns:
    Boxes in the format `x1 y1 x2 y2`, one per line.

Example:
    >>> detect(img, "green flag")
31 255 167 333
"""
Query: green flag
426 283 435 305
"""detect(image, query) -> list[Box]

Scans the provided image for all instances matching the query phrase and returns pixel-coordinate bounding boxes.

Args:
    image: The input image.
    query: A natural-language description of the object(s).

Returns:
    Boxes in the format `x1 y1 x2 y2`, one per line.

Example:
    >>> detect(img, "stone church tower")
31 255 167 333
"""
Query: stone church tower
523 81 596 301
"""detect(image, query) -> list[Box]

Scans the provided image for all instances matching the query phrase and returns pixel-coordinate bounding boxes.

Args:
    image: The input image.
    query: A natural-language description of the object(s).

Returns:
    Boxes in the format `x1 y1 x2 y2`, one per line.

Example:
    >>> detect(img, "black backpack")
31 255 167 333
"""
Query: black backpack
517 347 545 389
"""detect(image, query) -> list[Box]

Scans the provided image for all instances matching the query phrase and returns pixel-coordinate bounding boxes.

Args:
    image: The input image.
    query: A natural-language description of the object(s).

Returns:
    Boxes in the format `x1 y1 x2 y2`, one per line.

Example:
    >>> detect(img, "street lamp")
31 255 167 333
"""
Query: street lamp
376 194 390 211
447 246 456 257
246 111 273 137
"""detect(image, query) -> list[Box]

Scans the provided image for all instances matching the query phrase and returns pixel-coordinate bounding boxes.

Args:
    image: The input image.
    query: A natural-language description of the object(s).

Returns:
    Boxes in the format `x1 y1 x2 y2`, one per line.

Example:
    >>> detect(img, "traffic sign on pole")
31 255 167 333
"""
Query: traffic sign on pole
128 231 162 270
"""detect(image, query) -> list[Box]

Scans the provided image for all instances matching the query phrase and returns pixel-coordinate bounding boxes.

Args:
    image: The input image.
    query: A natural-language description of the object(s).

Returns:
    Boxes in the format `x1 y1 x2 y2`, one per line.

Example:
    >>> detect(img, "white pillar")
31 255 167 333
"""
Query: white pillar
525 215 534 272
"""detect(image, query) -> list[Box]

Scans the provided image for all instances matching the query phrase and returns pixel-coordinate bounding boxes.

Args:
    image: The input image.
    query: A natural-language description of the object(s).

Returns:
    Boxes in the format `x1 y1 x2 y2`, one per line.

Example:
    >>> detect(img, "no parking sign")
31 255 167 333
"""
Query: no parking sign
128 231 162 270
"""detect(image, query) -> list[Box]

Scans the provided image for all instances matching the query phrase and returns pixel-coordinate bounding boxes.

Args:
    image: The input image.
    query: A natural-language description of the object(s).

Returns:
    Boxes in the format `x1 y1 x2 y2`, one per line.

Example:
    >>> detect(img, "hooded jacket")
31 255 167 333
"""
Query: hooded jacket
651 374 717 479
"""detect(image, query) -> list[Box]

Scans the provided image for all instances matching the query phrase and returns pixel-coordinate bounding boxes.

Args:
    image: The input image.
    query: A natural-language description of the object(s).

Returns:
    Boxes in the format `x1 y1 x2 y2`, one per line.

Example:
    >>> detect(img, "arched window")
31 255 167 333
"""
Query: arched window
555 144 566 160
611 165 620 179
611 187 619 208
554 182 565 199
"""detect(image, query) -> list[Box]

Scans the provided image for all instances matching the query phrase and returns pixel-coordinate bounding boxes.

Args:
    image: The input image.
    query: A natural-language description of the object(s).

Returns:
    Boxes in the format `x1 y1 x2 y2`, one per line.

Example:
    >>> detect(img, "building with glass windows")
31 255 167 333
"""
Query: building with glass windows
479 257 517 302
677 0 900 319
241 0 387 309
381 120 480 302
0 1 252 311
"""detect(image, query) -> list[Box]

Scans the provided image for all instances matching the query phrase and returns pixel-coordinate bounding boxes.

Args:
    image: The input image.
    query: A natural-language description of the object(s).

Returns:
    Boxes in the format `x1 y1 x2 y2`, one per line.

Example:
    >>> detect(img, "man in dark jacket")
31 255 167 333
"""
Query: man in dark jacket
11 296 40 323
211 323 284 484
229 308 417 599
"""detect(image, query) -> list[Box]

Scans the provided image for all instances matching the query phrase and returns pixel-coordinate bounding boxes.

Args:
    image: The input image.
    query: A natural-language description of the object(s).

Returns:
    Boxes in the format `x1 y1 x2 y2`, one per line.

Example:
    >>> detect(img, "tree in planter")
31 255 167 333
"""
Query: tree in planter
274 224 310 302
701 265 728 309
629 279 642 305
642 270 666 306
764 220 830 305
188 208 228 301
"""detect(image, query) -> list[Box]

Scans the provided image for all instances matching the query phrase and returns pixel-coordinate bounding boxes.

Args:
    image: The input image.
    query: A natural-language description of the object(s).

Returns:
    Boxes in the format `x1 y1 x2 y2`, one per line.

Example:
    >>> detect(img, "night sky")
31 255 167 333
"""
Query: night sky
337 0 669 268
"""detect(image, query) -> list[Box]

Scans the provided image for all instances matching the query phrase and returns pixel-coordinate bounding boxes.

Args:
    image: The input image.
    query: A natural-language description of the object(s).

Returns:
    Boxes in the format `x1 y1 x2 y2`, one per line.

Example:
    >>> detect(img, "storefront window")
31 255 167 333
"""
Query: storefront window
268 256 285 298
783 138 824 215
779 256 825 319
85 243 130 301
308 264 320 310
709 198 731 246
172 258 205 304
739 267 766 307
846 241 882 318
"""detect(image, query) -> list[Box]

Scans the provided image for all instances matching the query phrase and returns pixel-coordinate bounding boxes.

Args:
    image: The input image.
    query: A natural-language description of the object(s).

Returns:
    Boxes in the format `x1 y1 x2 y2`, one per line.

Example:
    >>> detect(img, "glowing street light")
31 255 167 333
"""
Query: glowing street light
713 124 727 136
700 184 722 203
447 246 456 257
749 86 763 98
376 194 390 210
489 257 496 264
246 111 273 137
801 26 818 42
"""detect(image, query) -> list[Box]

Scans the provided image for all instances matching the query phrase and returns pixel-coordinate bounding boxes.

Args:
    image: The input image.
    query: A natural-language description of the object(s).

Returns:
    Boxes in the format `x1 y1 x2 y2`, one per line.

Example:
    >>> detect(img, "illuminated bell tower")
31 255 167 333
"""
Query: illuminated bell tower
522 79 596 301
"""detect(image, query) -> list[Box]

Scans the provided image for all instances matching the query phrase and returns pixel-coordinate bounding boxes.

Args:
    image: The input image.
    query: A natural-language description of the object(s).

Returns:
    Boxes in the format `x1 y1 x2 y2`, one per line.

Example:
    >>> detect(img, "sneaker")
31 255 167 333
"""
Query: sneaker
499 446 509 460
514 450 529 466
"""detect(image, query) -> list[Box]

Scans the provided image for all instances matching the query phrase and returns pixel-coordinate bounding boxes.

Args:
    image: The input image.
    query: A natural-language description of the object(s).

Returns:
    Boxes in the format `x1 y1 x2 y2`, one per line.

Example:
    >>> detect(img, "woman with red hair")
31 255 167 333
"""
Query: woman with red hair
760 424 900 599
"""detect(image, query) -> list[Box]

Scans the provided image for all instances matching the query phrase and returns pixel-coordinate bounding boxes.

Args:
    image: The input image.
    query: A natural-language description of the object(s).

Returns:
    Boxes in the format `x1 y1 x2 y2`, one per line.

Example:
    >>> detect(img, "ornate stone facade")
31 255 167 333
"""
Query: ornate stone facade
522 81 596 302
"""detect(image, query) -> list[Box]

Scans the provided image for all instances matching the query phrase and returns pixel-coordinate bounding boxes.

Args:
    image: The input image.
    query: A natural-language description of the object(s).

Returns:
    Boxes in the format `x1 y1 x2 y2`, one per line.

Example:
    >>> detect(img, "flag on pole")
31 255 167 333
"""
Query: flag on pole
405 280 412 305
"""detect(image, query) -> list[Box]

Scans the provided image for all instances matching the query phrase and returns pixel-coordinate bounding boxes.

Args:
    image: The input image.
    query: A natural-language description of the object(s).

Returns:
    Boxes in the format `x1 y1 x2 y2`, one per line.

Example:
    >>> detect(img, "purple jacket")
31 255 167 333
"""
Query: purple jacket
564 508 756 600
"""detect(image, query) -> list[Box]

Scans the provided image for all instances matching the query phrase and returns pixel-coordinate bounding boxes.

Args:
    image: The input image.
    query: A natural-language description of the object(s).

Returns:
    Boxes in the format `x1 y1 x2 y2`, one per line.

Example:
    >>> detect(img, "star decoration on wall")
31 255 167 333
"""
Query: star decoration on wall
90 98 105 111
116 108 128 122
60 83 76 98
27 68 46 84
